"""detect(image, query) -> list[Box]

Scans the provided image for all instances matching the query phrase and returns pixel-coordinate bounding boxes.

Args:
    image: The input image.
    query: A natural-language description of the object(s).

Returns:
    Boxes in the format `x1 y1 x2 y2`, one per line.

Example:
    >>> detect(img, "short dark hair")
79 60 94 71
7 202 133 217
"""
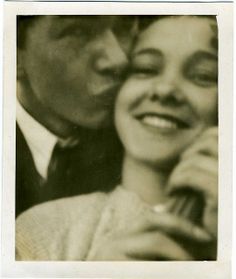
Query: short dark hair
17 16 39 49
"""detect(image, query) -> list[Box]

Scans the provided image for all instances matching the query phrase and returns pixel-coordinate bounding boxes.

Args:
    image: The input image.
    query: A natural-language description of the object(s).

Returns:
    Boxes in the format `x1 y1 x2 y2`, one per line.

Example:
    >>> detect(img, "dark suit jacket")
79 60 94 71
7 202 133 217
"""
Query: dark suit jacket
16 124 122 217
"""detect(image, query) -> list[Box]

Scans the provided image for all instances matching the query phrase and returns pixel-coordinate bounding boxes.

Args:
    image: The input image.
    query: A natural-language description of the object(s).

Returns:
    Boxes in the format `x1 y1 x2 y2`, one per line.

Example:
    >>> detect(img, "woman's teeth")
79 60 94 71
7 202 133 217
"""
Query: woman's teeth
141 115 179 129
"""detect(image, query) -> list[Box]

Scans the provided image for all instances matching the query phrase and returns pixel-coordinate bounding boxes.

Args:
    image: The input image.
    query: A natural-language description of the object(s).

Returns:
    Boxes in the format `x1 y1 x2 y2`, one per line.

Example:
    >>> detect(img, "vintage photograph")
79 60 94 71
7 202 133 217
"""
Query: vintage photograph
16 14 218 261
1 1 233 278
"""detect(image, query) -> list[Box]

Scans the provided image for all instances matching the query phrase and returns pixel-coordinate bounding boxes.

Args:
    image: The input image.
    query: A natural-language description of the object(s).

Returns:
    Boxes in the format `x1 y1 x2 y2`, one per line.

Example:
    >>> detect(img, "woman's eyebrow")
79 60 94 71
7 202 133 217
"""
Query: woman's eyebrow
132 48 162 58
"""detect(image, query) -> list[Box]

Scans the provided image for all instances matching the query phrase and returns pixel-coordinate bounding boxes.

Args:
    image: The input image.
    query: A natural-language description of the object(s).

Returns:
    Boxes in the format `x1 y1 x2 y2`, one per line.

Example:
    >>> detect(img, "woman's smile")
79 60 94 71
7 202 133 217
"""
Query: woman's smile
139 114 180 130
133 105 193 134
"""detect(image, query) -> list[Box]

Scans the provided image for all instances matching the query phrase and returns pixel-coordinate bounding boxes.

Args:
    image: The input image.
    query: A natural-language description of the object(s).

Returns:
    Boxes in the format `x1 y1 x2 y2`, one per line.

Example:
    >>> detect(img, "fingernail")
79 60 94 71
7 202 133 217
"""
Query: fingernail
193 227 212 241
153 204 167 213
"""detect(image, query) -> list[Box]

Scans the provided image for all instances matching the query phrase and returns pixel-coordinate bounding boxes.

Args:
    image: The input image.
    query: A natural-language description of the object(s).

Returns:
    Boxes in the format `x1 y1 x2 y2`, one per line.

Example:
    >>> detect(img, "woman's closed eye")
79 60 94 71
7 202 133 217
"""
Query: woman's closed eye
130 54 163 78
184 52 218 87
188 69 217 87
130 65 160 77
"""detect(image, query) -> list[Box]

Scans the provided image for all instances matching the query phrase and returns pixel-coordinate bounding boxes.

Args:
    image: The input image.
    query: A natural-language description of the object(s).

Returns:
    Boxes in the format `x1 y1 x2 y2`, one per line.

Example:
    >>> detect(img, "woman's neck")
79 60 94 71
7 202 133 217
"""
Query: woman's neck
121 154 171 206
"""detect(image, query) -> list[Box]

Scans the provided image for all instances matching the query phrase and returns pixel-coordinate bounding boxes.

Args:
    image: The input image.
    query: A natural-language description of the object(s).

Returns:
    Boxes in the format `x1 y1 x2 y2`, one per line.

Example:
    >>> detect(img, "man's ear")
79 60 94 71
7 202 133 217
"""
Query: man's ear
17 48 26 80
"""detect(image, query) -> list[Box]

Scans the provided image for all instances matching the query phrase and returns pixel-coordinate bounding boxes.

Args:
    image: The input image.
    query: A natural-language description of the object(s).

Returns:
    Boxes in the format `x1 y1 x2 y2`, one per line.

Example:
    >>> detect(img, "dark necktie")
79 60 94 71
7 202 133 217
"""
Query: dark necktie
43 138 79 202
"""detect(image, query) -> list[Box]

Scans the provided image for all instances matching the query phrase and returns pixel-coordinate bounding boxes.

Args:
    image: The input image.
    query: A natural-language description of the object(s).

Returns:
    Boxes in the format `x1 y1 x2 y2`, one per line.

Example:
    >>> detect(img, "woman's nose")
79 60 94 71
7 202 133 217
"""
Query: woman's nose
93 30 129 78
150 71 185 104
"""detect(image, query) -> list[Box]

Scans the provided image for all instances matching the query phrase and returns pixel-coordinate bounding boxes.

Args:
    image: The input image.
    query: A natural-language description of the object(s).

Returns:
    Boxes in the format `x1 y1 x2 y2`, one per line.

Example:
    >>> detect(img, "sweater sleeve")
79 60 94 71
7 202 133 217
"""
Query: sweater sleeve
16 192 107 260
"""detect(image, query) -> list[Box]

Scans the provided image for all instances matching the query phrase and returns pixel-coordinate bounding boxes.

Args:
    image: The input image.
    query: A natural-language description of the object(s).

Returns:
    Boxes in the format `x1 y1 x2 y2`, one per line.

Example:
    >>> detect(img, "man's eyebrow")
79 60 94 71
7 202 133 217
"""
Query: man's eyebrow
132 48 162 58
49 21 82 39
54 16 96 27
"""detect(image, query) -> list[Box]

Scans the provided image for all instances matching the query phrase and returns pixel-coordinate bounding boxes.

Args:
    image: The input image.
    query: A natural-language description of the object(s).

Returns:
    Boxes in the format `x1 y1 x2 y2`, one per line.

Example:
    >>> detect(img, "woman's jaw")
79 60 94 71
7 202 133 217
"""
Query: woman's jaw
115 98 207 172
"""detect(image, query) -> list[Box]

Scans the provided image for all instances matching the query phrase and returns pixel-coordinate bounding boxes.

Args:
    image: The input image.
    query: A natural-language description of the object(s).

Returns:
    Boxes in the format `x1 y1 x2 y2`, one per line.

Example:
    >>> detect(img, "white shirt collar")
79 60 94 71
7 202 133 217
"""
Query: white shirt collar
16 98 58 179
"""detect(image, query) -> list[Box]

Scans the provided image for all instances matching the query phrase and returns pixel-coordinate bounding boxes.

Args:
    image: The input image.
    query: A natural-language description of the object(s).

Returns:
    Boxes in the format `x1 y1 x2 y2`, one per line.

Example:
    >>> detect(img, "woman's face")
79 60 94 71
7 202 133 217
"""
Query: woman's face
115 16 218 169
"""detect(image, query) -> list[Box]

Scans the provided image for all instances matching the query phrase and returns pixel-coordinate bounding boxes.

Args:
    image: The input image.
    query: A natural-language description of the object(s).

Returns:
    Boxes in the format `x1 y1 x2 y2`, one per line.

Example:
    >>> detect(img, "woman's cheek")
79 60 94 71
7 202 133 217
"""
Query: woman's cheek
119 79 149 105
116 81 135 107
182 83 218 125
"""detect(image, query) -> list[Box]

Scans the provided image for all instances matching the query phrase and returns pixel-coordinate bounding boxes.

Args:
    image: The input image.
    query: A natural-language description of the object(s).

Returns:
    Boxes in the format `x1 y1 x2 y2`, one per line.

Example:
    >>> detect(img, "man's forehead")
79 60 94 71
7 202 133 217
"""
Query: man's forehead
54 15 112 24
50 15 134 28
43 15 137 40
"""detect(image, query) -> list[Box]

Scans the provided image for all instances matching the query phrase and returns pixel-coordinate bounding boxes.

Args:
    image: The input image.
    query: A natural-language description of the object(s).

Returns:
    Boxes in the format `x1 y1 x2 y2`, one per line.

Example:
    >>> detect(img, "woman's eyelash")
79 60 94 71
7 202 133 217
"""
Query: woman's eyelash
189 71 217 86
130 65 160 75
196 73 217 81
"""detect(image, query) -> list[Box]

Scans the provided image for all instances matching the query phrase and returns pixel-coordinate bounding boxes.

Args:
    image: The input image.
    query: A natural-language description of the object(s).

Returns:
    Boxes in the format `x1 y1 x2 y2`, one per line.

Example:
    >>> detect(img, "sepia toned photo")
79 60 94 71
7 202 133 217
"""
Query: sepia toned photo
16 14 218 261
2 1 233 278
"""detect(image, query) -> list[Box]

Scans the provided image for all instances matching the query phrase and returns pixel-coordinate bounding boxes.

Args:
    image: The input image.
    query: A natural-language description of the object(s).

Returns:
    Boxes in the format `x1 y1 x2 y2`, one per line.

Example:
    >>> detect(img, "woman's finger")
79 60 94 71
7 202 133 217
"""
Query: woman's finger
89 230 193 261
123 231 194 261
128 209 213 243
182 128 218 159
167 154 218 198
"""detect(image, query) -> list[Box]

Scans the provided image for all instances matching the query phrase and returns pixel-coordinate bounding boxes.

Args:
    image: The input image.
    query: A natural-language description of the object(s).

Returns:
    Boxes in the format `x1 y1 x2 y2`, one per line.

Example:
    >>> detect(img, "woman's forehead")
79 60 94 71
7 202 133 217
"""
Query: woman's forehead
135 16 217 54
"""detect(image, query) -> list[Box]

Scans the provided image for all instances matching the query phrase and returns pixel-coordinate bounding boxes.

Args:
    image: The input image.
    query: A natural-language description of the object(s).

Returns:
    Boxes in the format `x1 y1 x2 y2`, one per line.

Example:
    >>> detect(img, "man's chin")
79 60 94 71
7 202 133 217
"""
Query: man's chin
77 115 114 130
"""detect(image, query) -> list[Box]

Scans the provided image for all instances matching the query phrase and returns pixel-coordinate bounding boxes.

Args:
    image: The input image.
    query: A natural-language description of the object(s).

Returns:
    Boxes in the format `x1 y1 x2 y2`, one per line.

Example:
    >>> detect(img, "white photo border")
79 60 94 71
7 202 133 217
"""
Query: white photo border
2 1 233 278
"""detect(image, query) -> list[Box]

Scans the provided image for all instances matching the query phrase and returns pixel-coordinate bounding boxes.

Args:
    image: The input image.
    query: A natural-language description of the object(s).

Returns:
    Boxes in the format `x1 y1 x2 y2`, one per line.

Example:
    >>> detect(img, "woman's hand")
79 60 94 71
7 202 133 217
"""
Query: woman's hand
87 210 212 261
88 127 218 261
166 127 218 237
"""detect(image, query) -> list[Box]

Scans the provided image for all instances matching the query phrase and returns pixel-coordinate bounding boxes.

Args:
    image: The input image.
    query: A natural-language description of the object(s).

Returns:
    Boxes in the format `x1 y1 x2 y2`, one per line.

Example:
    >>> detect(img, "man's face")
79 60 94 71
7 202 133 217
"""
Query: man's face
19 16 135 130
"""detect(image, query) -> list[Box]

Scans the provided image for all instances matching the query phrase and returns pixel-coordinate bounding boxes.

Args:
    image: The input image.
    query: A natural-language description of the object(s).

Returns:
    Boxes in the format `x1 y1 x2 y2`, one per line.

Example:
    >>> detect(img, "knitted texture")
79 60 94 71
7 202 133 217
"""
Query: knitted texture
16 187 153 260
16 192 107 260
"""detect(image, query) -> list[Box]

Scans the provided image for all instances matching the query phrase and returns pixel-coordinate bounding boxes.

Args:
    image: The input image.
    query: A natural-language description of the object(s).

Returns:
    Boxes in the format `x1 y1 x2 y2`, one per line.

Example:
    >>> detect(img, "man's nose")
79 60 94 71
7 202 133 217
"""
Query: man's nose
150 70 185 105
93 30 129 78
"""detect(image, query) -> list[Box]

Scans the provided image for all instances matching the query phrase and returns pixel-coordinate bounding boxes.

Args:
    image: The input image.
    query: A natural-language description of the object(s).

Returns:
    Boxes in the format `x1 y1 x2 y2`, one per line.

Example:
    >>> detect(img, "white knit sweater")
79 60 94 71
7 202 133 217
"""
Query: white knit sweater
16 186 154 260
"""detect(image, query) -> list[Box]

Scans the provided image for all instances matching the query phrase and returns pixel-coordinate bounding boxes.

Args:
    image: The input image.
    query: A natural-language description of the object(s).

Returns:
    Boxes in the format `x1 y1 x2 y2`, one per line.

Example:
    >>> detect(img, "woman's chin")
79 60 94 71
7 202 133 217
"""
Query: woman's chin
126 146 183 170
